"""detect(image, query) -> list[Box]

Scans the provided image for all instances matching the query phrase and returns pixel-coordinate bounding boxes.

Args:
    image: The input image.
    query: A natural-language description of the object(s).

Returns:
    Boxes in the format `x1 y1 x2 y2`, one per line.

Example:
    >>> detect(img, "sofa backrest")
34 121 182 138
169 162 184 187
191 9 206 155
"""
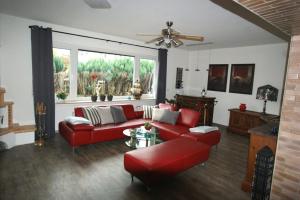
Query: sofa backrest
74 104 137 120
177 108 200 128
158 103 176 111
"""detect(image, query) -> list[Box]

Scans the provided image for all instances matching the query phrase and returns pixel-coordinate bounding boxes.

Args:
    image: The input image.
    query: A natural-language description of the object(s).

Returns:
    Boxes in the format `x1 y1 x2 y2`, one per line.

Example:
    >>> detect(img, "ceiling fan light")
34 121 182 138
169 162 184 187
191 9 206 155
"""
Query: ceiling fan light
84 0 111 9
155 39 164 46
165 42 171 48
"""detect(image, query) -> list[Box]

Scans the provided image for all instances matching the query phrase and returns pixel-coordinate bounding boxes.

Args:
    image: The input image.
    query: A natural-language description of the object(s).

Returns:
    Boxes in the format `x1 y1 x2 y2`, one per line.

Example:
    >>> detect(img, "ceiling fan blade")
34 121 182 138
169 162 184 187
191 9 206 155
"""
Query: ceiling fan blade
175 35 204 41
185 42 213 47
145 37 164 44
137 33 163 37
84 0 111 9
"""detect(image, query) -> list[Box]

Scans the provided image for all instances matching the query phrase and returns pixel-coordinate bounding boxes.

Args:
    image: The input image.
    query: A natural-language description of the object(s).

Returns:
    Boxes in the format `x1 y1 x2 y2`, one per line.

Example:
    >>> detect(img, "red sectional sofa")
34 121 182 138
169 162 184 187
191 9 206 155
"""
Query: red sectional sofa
124 137 210 186
59 104 221 148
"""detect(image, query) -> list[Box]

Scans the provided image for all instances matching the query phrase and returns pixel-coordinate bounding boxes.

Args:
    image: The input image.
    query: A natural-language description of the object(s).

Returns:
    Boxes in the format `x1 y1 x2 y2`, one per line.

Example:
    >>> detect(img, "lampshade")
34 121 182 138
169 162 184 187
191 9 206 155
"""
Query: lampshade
256 85 278 102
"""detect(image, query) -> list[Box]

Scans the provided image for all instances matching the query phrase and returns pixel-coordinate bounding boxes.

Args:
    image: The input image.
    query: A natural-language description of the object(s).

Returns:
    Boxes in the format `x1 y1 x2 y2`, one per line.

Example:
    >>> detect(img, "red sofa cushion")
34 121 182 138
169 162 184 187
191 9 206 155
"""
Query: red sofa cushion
91 119 149 143
159 103 176 111
74 107 85 117
177 108 200 128
124 137 210 185
151 121 190 141
120 104 136 120
182 130 221 147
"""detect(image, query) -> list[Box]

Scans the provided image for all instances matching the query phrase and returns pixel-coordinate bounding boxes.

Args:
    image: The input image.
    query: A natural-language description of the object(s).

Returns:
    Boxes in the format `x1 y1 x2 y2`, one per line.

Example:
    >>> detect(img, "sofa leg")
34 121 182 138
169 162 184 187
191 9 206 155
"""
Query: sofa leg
131 175 134 183
146 186 151 192
216 144 218 151
201 162 206 167
72 147 79 154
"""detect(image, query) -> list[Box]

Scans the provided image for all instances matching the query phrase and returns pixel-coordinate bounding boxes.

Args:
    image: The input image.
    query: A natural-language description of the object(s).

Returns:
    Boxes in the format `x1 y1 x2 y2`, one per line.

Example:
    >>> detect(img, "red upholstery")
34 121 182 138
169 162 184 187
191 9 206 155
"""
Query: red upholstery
59 104 220 148
120 104 136 120
124 138 210 185
182 130 221 146
158 103 176 111
59 121 92 146
59 104 150 147
74 107 84 117
177 108 200 128
91 119 149 143
151 121 189 141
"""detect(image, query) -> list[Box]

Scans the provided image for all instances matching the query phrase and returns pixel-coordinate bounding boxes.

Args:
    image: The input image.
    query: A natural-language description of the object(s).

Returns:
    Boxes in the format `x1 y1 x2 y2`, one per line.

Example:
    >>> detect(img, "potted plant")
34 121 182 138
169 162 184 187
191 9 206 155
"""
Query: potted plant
99 93 106 101
107 86 114 101
90 73 98 102
107 94 113 101
91 94 97 102
144 122 152 130
56 91 68 102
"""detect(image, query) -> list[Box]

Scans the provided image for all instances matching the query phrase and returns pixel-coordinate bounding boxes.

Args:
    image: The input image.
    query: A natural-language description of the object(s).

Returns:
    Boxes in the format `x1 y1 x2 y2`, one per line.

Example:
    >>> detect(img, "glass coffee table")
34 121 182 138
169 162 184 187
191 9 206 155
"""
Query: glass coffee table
123 126 162 149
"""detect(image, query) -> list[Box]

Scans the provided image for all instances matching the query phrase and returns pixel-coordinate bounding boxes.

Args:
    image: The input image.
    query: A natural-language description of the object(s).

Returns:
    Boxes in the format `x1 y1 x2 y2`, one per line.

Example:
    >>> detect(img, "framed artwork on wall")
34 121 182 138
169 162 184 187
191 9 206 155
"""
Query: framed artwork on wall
207 64 228 92
229 64 255 95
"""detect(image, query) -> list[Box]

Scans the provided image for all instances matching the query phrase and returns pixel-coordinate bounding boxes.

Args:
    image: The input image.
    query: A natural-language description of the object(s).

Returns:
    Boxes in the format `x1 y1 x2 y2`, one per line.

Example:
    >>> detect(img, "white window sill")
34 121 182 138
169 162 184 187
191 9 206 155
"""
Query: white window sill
55 97 156 105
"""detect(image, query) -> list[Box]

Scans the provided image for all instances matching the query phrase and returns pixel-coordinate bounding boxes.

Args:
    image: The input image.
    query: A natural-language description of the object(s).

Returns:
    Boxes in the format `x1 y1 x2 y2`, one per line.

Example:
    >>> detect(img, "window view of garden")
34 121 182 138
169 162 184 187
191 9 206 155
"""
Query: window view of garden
77 50 134 96
140 59 155 94
53 48 70 95
53 48 156 100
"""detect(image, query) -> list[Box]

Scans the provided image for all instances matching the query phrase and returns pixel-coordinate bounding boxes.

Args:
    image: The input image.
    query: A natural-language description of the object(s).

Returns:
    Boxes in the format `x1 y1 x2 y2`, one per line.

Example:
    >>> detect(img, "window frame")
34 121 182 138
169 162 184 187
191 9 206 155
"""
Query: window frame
53 42 158 102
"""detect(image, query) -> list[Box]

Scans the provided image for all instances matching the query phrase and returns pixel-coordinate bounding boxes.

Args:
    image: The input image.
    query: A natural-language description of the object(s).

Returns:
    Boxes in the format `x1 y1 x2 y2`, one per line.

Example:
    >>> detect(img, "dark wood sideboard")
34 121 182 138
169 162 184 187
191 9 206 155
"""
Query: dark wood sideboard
228 109 279 136
175 95 216 126
241 125 277 192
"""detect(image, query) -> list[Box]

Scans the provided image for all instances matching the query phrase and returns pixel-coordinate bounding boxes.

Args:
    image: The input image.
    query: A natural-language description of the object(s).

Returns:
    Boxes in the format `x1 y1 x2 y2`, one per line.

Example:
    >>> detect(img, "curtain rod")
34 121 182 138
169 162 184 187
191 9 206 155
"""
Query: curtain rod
29 25 159 51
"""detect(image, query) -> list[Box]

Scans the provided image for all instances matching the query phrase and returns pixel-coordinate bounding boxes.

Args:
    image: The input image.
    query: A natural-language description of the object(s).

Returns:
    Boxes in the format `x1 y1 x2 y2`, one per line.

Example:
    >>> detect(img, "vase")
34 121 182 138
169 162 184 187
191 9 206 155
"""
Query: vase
107 95 113 101
91 95 97 102
100 95 106 101
239 103 246 111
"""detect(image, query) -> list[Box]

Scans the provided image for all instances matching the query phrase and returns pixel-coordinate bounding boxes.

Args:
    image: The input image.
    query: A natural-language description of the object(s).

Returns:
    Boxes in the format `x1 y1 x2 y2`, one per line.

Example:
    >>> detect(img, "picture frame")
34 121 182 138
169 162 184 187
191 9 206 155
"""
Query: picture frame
229 64 255 95
207 64 228 92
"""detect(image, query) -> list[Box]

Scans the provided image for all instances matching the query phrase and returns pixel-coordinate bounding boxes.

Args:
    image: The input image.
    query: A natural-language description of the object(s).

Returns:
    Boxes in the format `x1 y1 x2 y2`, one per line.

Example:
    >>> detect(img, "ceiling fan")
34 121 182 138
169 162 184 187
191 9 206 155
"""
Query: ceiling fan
84 0 111 9
137 21 204 48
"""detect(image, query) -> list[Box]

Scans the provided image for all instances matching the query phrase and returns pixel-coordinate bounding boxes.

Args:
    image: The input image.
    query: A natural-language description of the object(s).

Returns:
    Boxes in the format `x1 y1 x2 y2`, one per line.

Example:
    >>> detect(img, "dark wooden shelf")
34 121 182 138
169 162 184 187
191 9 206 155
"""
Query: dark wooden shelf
227 109 278 136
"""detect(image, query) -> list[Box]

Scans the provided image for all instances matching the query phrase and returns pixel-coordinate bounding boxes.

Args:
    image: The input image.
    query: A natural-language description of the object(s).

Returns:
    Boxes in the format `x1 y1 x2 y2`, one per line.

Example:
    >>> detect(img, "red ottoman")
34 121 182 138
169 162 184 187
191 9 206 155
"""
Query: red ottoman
182 130 221 147
124 138 210 186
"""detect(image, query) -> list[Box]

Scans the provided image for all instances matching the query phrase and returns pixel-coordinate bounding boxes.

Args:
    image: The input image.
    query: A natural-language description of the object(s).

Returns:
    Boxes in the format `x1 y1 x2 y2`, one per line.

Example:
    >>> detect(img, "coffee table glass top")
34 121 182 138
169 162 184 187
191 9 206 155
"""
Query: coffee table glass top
123 126 162 149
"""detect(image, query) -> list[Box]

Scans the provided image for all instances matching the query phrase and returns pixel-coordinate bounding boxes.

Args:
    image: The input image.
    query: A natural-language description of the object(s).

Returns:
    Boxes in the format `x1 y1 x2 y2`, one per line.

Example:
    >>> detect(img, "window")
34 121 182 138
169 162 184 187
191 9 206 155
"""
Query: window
140 59 156 94
77 50 134 97
53 48 70 95
53 45 157 101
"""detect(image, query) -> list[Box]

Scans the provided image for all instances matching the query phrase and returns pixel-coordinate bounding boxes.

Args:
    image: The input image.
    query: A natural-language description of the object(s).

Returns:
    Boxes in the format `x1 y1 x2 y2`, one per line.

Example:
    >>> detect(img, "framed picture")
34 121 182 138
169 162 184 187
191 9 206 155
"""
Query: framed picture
207 64 228 92
229 64 255 94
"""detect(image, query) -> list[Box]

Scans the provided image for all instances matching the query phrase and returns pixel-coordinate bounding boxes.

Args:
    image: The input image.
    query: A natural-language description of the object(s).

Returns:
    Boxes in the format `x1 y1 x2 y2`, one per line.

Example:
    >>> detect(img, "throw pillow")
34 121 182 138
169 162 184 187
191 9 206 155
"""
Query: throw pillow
189 126 219 134
110 106 127 124
158 103 176 111
152 108 179 125
142 105 158 119
97 107 114 125
64 116 92 125
82 107 101 125
121 105 136 120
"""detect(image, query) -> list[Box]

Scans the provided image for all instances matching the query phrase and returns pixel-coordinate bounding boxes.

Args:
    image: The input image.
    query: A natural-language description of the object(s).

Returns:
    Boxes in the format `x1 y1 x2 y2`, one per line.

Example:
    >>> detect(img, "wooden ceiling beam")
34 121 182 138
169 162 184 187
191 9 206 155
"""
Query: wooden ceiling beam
210 0 290 41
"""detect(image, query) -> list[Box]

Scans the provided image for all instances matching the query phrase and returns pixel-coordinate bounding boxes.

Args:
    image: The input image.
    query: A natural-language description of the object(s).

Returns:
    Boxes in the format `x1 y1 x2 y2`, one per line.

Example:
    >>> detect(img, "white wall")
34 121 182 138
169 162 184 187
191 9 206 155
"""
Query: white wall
185 43 288 125
0 14 188 129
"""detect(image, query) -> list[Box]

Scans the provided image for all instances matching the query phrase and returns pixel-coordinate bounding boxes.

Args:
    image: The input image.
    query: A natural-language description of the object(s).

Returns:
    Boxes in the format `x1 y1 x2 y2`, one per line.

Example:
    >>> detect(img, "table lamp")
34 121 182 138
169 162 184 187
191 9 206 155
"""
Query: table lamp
256 85 278 114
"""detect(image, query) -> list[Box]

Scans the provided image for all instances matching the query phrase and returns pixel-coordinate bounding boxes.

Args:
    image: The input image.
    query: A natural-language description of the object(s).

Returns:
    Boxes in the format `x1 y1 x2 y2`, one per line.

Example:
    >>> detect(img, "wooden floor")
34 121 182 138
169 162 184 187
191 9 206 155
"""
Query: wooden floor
0 126 251 200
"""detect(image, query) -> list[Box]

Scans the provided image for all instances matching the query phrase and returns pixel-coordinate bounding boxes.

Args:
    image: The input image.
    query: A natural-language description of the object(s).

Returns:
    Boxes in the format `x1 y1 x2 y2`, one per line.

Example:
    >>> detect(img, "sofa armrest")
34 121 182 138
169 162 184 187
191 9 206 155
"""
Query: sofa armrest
66 122 94 131
135 111 144 119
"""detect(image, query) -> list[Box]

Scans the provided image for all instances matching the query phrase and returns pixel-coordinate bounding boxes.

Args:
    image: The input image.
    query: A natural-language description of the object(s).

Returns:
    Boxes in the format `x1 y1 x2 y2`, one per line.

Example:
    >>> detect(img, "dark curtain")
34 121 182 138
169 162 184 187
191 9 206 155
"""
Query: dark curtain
31 26 55 138
156 48 168 104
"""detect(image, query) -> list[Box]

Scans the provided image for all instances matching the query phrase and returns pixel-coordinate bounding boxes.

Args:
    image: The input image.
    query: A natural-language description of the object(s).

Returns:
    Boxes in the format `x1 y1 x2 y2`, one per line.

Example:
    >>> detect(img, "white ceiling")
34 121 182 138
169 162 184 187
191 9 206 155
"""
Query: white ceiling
0 0 285 50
